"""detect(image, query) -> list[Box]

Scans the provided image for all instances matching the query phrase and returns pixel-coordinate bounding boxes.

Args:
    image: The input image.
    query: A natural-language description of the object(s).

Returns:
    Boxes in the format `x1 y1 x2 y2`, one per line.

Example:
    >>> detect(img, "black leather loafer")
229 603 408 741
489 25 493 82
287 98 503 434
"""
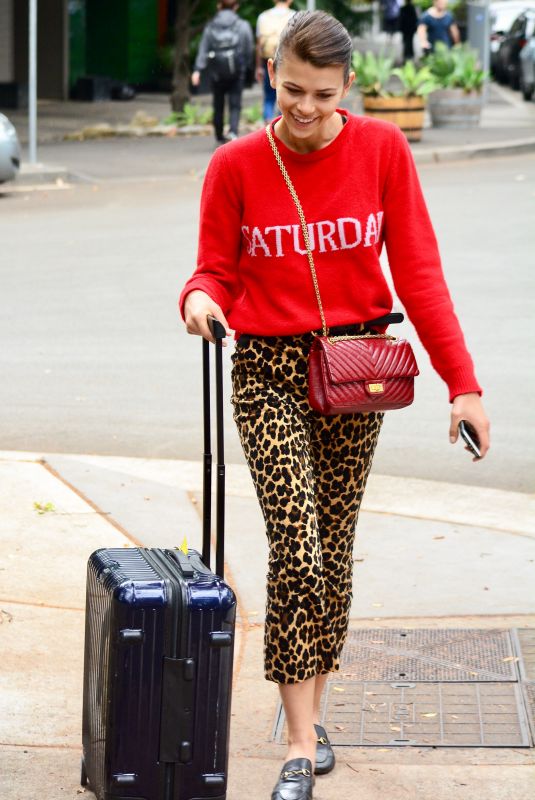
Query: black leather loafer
271 757 314 800
314 724 335 775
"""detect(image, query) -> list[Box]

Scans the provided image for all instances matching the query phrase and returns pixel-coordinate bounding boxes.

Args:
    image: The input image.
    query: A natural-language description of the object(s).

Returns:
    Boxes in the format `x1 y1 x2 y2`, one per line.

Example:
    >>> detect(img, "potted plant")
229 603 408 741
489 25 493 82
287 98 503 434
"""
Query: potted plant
352 52 437 142
425 42 488 128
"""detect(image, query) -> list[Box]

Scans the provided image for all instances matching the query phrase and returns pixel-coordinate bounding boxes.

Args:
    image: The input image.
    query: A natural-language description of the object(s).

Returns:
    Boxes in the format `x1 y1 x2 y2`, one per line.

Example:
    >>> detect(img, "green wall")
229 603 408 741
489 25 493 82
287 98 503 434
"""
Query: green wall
83 0 158 85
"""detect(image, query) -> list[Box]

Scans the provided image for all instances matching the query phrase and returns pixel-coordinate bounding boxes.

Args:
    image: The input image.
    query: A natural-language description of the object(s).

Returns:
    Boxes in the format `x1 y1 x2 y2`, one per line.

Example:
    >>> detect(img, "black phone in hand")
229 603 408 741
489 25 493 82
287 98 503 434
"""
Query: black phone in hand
459 420 481 459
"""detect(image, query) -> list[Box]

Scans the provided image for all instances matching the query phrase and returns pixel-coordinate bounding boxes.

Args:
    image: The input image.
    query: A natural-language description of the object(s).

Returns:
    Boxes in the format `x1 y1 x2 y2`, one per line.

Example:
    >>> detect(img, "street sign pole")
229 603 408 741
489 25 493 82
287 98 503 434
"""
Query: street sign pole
28 0 37 164
467 0 490 104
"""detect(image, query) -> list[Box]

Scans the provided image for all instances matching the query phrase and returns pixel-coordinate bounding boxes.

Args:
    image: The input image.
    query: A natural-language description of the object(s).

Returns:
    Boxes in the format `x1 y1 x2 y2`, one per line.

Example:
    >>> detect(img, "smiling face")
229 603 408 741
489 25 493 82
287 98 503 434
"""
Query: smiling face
267 53 354 152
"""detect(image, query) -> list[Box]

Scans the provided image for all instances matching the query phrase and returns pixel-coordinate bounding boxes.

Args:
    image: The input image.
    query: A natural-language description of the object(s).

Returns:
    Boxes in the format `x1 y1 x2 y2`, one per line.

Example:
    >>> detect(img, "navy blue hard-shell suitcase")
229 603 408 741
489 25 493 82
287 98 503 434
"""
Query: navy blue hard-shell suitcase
81 320 237 800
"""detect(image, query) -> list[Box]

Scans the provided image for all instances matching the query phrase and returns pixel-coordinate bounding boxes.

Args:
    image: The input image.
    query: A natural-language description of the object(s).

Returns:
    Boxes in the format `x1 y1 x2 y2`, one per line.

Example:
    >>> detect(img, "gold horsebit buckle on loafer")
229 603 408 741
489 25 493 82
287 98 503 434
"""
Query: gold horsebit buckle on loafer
317 736 328 745
282 768 312 779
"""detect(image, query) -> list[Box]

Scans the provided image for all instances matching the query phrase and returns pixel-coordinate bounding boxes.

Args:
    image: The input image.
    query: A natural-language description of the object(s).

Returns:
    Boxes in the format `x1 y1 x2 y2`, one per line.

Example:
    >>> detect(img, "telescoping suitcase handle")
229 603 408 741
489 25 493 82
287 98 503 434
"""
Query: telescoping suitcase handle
202 316 227 579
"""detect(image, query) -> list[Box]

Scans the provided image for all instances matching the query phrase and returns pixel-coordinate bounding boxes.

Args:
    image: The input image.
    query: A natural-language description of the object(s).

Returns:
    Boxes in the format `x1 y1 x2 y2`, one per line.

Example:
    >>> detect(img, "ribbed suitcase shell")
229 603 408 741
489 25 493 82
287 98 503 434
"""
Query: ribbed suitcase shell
81 546 236 800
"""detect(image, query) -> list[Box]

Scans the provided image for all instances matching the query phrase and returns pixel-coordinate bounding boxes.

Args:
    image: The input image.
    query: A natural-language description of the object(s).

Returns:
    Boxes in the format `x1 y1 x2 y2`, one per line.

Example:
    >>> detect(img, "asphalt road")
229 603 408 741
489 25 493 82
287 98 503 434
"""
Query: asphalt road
1 140 534 492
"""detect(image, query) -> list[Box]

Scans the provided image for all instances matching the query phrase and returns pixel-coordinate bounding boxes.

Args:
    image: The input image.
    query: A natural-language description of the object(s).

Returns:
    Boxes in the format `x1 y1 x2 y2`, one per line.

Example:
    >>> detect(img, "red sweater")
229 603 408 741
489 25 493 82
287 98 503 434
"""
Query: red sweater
180 111 482 401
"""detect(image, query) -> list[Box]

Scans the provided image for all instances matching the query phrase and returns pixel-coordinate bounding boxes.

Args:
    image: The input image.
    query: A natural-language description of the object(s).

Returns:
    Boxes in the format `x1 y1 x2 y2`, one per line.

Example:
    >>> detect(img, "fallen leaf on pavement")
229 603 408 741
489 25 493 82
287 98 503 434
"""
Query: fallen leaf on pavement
33 501 56 514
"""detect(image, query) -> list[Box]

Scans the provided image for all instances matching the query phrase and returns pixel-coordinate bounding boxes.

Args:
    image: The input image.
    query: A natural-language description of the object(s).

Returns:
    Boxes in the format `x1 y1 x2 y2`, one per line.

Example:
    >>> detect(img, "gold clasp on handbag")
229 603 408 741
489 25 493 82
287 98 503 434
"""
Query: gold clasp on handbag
368 382 385 394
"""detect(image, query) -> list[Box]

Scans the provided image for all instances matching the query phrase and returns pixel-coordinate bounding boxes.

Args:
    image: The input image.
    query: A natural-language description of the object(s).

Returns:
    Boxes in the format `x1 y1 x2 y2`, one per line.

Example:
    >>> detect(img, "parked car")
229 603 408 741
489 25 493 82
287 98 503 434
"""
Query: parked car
490 1 535 76
496 8 535 88
519 28 535 98
0 113 20 183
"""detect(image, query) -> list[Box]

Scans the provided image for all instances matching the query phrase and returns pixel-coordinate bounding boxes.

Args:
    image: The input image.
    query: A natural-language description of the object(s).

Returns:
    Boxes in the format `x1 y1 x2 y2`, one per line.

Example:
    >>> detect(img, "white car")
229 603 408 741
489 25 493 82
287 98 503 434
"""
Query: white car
0 113 20 183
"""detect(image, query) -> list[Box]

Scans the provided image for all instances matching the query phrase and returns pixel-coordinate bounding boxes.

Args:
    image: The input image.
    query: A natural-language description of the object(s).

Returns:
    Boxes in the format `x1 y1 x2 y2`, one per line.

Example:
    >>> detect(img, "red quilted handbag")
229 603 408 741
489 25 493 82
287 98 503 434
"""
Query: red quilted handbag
308 334 419 414
266 124 419 415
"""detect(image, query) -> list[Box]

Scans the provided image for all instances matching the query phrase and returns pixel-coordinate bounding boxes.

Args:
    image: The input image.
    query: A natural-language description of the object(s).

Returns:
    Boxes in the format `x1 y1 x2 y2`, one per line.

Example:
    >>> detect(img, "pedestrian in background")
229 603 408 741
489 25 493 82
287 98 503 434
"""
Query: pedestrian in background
380 0 401 37
399 0 419 61
256 0 295 122
181 10 489 800
191 0 254 144
418 0 460 53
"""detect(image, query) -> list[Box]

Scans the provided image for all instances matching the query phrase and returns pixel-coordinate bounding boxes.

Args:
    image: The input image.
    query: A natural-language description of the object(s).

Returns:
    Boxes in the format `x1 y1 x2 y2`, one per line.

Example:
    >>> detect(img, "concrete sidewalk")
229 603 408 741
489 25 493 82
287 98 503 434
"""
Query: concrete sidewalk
0 450 534 800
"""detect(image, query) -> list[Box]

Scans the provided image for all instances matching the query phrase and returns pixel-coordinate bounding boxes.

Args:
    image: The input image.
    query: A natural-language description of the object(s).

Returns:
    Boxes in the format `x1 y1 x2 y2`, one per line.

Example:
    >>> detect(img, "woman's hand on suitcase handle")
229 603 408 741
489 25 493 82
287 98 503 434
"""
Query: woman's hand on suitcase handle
184 290 231 346
449 392 490 460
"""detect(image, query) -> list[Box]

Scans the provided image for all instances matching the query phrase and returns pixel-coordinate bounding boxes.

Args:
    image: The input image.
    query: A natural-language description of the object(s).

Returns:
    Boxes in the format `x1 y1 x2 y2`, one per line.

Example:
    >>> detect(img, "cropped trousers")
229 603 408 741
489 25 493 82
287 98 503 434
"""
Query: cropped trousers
230 330 383 684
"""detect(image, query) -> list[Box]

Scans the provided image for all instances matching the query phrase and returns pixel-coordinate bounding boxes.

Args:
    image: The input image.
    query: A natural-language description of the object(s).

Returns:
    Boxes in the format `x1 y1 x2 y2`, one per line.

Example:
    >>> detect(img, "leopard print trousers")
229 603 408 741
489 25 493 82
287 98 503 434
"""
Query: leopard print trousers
230 330 383 684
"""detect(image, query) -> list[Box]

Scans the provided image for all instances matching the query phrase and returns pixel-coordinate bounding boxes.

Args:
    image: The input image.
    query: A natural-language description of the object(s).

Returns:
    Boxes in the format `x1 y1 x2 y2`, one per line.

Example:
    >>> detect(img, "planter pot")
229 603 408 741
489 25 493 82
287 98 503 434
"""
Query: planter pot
362 95 426 142
428 88 483 129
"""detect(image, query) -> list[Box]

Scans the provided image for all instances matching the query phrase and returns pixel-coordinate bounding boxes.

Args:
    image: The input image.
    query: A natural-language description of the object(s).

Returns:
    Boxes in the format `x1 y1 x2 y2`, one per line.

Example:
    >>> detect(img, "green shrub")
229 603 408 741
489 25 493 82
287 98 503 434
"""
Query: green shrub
242 103 263 124
392 61 439 97
425 43 487 92
352 51 395 97
162 103 213 127
353 51 438 98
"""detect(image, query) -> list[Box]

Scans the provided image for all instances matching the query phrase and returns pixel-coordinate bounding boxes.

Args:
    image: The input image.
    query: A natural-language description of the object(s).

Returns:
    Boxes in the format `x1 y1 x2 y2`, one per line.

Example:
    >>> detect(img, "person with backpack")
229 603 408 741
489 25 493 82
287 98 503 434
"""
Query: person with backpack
256 0 295 122
191 0 254 145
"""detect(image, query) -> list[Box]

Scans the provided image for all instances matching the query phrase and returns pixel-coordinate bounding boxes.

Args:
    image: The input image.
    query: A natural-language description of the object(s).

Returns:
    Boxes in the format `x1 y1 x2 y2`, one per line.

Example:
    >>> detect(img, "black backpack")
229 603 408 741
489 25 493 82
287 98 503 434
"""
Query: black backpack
206 18 242 81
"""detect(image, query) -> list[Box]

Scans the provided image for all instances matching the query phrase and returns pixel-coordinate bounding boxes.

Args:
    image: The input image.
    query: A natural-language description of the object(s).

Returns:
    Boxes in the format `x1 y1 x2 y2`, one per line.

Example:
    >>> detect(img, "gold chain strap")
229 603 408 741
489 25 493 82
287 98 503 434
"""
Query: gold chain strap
327 332 395 343
265 124 329 337
265 125 395 345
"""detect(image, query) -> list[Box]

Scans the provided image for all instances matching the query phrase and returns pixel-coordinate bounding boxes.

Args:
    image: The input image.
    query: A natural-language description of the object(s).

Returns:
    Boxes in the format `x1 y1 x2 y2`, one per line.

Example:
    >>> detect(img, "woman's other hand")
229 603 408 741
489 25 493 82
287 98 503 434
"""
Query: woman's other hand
449 392 490 460
184 290 231 345
191 71 201 88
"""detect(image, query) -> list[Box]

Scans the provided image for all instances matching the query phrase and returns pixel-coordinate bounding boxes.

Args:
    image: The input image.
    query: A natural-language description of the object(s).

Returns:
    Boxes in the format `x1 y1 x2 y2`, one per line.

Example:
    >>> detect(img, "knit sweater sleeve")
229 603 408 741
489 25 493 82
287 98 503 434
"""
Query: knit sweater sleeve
179 147 242 319
382 126 482 401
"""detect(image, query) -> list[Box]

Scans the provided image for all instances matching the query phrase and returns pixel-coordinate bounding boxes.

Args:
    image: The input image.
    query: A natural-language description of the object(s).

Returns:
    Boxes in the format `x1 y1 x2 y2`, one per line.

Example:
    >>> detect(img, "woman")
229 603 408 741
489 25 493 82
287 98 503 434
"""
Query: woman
180 11 489 800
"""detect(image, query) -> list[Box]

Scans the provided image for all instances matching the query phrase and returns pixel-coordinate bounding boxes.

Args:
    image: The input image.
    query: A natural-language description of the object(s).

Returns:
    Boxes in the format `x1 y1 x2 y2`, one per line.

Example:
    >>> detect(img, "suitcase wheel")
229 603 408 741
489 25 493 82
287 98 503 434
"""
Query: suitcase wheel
80 758 88 787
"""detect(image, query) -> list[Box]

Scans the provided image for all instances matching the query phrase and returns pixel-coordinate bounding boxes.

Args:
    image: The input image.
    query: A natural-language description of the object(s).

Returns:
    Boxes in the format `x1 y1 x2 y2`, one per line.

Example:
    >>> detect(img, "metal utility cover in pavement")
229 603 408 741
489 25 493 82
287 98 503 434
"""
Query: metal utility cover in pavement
337 628 520 682
272 629 535 747
273 680 531 747
516 630 535 741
